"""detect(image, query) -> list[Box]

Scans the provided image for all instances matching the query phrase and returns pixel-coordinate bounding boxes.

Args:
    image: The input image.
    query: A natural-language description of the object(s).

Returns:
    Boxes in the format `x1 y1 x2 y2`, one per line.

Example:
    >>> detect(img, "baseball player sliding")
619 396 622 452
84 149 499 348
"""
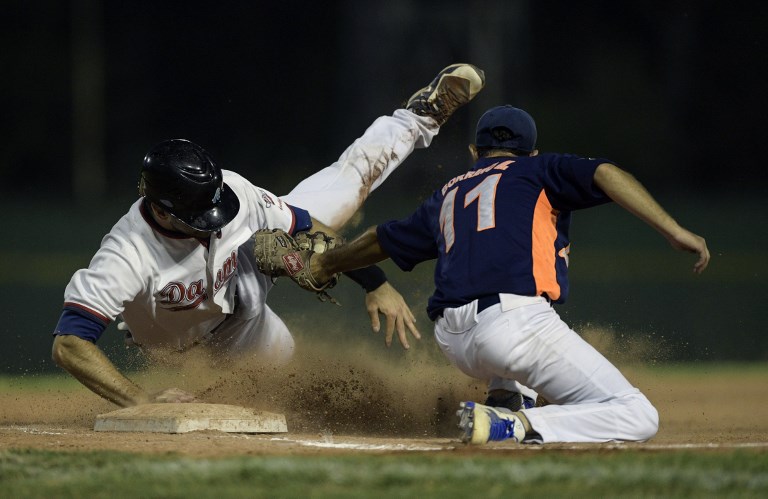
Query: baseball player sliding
257 105 710 444
51 64 486 407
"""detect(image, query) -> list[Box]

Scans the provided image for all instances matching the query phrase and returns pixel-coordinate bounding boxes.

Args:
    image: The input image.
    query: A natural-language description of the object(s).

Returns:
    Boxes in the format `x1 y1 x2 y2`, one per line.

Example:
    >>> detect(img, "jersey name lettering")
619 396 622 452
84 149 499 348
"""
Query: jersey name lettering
441 160 512 196
214 250 238 292
158 250 238 311
159 280 207 311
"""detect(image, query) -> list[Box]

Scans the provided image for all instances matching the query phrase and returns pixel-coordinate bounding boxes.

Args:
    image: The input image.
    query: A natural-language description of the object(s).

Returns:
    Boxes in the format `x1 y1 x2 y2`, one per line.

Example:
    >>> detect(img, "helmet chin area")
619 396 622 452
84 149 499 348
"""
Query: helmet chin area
168 215 216 239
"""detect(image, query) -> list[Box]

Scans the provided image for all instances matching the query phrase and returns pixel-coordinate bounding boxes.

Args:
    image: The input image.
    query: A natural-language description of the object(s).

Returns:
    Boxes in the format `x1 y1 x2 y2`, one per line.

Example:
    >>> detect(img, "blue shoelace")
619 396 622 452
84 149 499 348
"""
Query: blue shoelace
487 411 517 441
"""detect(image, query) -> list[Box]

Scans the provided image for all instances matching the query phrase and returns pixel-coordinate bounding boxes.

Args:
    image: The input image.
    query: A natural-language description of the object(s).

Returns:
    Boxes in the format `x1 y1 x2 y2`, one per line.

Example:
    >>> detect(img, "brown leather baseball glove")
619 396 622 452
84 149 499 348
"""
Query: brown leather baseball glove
252 229 339 300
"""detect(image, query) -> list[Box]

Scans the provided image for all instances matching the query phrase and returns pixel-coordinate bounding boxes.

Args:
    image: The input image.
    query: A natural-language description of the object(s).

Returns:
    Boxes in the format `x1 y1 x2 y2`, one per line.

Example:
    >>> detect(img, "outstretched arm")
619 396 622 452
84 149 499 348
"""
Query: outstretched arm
593 163 710 273
53 334 149 407
312 226 389 281
52 335 198 407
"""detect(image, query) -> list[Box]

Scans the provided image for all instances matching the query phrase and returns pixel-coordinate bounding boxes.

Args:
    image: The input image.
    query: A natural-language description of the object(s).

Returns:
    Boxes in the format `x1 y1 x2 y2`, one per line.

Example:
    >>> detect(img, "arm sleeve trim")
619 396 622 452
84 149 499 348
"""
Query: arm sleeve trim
343 265 388 292
53 307 108 343
286 204 312 235
63 302 111 324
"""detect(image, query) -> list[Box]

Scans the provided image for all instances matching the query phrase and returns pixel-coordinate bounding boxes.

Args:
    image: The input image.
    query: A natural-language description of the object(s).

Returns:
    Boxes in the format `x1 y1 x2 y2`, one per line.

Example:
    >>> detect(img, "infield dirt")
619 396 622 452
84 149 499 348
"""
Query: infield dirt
1 336 766 457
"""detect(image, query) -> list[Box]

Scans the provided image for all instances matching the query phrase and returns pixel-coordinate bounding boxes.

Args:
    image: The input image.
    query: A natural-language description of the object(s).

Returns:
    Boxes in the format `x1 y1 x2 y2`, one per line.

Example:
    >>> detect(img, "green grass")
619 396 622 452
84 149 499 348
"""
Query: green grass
2 365 767 497
1 449 766 498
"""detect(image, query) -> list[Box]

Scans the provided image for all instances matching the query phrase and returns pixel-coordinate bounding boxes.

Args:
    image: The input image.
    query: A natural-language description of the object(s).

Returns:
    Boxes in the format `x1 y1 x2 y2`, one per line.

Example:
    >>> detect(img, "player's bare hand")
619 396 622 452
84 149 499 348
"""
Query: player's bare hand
365 282 421 349
151 387 200 404
117 321 142 348
667 227 710 274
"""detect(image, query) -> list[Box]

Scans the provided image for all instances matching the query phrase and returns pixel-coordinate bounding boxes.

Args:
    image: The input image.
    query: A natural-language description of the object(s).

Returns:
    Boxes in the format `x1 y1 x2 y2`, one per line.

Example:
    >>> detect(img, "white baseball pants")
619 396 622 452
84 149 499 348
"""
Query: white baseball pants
435 295 659 443
280 109 438 229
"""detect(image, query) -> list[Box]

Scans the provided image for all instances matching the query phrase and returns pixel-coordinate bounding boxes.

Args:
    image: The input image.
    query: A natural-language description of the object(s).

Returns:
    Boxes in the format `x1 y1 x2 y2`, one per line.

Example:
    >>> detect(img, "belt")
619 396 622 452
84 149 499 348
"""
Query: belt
436 293 551 319
476 293 552 314
476 294 502 313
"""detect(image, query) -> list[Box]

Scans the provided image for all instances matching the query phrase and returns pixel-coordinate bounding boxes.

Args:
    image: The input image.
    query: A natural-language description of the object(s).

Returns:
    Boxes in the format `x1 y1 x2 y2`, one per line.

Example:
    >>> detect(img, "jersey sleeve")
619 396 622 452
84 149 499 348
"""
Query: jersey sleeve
254 187 299 232
376 200 439 271
542 154 613 210
57 235 145 341
225 171 304 234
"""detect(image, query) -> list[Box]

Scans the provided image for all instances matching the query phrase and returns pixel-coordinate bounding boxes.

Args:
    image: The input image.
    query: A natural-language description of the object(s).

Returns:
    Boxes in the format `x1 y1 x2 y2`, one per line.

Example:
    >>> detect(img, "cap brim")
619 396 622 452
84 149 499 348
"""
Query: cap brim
177 183 240 232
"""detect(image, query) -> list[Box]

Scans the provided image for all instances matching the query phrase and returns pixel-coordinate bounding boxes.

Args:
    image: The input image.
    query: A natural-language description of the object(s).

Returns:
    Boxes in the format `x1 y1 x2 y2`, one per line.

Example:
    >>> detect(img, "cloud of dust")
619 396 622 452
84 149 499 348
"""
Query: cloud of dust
25 309 679 436
130 335 485 438
578 324 675 366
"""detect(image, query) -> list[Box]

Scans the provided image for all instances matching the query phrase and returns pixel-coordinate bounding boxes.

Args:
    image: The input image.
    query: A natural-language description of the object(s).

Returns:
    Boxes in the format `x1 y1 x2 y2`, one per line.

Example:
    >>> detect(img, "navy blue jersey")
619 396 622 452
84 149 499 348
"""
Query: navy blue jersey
376 154 612 320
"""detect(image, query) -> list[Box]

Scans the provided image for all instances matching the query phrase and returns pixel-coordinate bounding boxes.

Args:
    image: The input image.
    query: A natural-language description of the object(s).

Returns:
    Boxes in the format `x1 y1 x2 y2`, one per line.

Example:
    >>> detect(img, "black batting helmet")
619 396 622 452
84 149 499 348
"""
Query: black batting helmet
139 139 240 232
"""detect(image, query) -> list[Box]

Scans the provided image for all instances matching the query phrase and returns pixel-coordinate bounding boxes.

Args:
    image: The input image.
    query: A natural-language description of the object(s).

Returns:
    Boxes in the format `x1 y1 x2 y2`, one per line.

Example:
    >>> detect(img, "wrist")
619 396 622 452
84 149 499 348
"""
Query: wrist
310 252 330 284
344 265 388 292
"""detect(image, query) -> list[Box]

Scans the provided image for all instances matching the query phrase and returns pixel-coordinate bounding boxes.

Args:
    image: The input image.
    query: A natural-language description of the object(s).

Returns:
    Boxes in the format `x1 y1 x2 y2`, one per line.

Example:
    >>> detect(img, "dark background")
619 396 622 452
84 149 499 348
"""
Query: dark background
1 0 766 373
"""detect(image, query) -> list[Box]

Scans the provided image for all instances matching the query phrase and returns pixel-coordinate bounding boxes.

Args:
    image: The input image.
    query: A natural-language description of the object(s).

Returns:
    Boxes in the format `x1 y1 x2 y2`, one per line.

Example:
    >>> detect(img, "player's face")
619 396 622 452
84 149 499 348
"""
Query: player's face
167 216 214 239
149 202 216 239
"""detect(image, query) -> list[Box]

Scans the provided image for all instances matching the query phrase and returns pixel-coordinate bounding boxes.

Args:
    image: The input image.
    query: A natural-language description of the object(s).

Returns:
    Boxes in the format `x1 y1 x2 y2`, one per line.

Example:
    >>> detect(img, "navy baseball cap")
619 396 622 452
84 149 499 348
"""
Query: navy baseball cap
475 105 537 153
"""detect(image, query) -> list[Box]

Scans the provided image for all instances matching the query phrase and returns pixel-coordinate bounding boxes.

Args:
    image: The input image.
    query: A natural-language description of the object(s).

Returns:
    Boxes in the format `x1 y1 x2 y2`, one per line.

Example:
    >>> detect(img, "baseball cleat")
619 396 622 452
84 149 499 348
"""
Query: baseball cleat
406 63 485 126
457 401 526 445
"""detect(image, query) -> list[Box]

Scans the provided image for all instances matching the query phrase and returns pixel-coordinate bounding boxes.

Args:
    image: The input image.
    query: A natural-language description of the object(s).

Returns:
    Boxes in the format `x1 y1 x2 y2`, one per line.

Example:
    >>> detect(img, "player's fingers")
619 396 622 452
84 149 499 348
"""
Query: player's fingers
691 239 710 274
694 248 710 274
154 388 198 403
399 308 420 341
407 320 422 341
368 308 381 333
395 315 410 350
384 313 396 347
406 306 416 323
693 256 705 273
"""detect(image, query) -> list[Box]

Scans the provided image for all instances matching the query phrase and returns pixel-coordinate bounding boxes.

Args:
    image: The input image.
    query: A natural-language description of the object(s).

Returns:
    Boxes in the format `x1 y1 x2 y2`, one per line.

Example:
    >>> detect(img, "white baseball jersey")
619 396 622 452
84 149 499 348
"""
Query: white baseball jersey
63 171 297 351
55 109 440 358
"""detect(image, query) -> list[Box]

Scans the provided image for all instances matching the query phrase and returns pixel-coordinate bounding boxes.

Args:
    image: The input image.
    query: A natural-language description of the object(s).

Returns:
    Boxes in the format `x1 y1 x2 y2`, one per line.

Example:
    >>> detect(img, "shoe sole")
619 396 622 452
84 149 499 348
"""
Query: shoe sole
457 401 491 445
433 65 485 102
408 64 486 106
